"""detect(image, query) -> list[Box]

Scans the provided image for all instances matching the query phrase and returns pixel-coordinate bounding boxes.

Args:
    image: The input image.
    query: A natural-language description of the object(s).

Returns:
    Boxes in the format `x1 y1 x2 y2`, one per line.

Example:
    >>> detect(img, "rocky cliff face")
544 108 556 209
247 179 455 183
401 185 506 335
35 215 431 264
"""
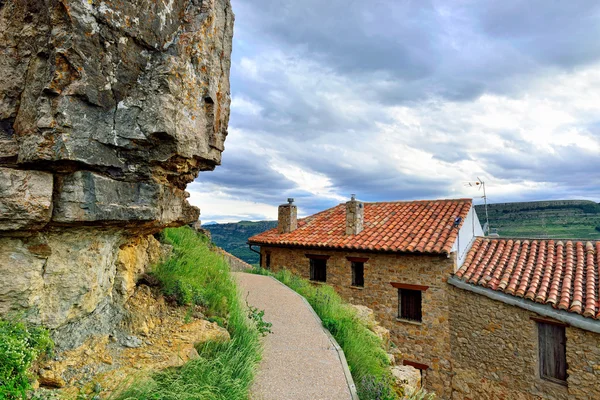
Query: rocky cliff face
0 0 233 348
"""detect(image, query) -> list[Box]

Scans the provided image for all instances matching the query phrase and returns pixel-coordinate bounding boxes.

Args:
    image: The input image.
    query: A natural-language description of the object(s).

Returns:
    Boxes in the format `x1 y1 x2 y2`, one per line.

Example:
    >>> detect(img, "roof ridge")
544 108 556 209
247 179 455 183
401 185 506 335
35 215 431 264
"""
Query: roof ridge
359 198 473 205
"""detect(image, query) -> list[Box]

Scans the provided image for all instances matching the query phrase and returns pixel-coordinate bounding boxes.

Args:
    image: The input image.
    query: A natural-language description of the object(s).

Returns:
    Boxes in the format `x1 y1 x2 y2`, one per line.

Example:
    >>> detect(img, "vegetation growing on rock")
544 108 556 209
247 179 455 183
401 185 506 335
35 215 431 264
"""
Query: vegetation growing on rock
115 227 261 400
0 317 53 399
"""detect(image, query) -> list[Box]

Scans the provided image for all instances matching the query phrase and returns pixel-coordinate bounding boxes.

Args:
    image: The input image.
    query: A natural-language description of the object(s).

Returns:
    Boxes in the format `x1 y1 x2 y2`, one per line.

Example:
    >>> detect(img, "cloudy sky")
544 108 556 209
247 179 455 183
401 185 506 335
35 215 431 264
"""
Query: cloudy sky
190 0 600 223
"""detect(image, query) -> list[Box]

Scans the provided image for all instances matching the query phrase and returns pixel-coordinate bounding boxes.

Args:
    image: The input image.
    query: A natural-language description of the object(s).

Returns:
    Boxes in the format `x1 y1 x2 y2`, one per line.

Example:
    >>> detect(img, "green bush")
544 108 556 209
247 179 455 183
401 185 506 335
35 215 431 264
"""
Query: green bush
0 317 53 399
115 227 261 400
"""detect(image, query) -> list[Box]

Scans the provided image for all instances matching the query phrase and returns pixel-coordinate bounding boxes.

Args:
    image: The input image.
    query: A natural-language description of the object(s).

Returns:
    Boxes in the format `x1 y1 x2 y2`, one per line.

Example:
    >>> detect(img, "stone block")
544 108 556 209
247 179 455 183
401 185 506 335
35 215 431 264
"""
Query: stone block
53 171 199 225
391 365 421 393
0 167 53 230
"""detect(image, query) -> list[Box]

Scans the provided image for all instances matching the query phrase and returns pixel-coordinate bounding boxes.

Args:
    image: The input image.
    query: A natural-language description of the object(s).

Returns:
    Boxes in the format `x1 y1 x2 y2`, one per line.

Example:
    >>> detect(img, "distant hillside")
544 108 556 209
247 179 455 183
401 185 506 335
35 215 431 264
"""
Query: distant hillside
475 200 600 239
204 220 277 264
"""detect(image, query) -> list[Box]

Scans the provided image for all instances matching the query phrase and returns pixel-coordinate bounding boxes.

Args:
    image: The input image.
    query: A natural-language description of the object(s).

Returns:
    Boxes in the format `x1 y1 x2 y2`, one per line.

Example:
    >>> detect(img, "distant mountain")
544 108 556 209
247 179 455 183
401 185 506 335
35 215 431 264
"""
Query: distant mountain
202 221 219 225
204 220 277 264
475 200 600 239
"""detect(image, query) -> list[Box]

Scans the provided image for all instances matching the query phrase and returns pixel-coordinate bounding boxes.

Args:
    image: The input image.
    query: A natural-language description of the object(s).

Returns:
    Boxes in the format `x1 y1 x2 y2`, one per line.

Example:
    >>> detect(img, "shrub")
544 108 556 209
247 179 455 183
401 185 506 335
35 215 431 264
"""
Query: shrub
0 317 53 399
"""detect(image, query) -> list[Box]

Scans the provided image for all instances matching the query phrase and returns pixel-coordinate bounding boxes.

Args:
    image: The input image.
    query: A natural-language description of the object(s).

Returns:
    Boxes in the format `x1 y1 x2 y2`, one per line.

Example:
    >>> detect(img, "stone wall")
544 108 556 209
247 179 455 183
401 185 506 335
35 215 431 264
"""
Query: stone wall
450 287 600 400
0 0 234 349
261 245 456 397
214 247 253 272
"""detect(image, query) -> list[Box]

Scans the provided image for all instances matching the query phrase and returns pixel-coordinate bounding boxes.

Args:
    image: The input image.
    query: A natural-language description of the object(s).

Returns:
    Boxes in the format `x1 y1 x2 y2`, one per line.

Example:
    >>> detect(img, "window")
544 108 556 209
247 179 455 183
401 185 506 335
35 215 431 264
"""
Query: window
398 289 422 322
310 258 327 282
538 322 567 384
265 252 271 270
351 262 364 287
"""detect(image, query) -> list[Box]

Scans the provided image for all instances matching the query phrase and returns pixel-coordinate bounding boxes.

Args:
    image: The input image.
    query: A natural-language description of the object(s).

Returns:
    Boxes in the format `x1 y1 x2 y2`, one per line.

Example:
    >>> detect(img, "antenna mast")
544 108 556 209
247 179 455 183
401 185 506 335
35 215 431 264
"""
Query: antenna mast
465 177 490 236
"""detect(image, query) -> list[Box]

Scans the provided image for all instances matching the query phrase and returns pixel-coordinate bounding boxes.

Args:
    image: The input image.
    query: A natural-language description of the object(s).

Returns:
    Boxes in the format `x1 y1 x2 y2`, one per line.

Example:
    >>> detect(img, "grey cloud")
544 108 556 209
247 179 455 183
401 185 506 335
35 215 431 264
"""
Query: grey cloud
195 0 600 222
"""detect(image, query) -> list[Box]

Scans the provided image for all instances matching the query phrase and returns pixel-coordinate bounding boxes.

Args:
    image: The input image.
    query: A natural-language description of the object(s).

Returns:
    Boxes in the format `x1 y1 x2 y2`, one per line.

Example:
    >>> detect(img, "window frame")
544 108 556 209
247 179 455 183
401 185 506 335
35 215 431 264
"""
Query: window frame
537 320 568 385
351 261 364 287
390 282 428 323
265 252 271 270
309 258 327 282
347 257 368 287
398 288 422 322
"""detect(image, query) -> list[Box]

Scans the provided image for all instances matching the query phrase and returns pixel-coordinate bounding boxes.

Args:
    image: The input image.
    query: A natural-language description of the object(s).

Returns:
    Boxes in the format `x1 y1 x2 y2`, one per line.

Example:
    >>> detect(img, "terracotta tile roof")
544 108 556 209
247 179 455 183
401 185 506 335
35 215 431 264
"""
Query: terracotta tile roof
248 199 472 254
455 238 600 319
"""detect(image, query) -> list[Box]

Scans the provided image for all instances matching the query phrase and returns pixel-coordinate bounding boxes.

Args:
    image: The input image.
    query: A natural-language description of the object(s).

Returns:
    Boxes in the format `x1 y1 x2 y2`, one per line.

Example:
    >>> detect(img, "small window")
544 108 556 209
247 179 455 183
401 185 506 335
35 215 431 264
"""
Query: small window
265 252 271 270
538 322 567 384
310 258 327 282
351 262 364 287
398 289 422 322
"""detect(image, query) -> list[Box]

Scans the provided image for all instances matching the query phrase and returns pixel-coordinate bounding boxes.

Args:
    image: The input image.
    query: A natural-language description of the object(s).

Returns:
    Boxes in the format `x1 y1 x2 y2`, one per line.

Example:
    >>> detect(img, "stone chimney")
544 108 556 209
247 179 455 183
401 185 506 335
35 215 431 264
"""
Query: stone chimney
345 194 364 235
278 198 298 234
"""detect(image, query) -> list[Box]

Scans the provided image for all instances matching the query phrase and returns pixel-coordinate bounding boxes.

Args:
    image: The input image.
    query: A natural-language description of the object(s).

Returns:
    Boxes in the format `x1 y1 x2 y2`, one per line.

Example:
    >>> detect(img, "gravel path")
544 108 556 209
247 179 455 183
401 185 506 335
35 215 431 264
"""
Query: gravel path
235 272 355 400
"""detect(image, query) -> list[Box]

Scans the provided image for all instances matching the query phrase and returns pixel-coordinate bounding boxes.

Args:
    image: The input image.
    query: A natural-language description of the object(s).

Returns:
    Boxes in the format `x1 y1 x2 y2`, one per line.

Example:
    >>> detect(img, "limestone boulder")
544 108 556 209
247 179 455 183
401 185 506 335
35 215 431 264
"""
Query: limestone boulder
0 229 123 329
53 171 199 226
0 0 234 355
1 0 234 188
350 304 377 328
0 168 53 230
391 365 422 394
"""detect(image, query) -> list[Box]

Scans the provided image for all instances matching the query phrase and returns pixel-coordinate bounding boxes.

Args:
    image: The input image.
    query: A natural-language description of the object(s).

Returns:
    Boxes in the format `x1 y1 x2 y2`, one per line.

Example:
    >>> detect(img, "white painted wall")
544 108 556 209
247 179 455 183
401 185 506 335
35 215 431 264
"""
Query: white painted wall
450 205 484 271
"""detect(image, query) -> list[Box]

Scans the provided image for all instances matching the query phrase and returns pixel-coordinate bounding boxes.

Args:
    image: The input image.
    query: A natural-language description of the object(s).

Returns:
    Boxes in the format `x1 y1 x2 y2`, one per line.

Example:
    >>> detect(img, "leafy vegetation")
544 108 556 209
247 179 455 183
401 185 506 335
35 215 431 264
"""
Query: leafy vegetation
0 317 53 399
204 221 277 264
252 267 397 399
475 200 600 239
115 227 262 400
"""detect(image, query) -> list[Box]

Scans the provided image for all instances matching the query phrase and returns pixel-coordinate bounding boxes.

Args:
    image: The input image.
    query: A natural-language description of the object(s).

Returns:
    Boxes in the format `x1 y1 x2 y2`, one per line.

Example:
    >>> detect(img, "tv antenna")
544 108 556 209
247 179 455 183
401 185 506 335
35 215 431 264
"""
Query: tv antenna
465 177 490 235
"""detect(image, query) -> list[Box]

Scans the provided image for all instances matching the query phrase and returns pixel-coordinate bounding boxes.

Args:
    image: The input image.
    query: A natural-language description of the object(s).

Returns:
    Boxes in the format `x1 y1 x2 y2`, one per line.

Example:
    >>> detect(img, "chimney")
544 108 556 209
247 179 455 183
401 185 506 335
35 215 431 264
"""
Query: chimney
345 194 364 235
278 198 297 234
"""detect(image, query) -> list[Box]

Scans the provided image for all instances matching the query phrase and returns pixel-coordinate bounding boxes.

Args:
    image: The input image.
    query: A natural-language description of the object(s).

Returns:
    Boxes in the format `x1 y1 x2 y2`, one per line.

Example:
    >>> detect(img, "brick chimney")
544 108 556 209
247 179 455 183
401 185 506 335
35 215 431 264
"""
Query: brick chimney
345 194 364 235
278 198 297 234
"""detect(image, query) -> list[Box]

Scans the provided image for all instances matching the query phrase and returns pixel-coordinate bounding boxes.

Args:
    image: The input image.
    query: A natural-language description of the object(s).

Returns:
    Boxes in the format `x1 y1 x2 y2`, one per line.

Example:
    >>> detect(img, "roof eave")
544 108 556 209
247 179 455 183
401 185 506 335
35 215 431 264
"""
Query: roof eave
448 276 600 334
246 240 450 256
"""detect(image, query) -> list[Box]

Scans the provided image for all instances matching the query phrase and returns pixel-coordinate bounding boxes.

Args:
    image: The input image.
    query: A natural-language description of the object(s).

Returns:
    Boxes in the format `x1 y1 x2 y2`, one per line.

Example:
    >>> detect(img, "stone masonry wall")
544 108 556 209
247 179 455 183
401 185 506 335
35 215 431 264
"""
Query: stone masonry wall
450 287 600 400
262 245 456 397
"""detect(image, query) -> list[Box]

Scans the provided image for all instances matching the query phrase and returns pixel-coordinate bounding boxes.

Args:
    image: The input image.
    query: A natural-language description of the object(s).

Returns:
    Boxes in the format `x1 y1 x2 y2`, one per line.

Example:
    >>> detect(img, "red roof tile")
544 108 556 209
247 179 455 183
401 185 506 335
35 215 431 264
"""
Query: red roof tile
248 199 472 254
455 238 600 320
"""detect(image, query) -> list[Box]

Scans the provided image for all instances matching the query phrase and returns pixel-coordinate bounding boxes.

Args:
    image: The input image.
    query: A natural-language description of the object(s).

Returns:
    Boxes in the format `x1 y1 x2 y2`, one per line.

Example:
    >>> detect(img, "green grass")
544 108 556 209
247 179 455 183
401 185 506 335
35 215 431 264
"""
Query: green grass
114 227 261 400
0 317 53 399
252 267 398 400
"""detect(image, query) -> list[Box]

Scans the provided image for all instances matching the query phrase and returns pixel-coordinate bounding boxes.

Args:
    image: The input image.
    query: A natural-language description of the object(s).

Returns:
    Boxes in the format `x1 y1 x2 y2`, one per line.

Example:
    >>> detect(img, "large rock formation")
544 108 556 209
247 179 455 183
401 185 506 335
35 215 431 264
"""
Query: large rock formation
0 0 233 348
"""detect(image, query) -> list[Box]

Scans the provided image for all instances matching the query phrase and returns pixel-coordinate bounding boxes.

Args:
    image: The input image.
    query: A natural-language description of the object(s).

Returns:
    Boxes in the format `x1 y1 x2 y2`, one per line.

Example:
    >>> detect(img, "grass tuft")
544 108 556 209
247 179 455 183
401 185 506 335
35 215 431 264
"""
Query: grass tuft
114 227 261 400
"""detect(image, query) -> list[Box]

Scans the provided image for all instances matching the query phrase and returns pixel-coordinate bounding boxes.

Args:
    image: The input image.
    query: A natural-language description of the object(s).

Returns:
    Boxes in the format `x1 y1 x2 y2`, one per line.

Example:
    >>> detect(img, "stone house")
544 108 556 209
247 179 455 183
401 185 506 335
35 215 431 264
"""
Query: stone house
248 197 600 399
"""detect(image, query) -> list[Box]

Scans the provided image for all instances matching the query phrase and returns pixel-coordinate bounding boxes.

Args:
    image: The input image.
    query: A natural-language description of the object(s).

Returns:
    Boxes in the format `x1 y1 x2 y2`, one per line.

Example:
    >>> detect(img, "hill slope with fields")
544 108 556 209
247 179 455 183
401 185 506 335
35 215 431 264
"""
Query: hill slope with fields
204 220 277 264
475 200 600 239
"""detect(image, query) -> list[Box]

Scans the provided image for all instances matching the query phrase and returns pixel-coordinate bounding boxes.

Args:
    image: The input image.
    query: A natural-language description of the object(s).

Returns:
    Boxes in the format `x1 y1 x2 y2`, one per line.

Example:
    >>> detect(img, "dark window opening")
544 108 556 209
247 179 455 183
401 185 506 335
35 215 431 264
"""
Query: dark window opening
265 253 271 270
398 289 422 322
538 322 567 384
351 262 364 287
310 258 327 282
